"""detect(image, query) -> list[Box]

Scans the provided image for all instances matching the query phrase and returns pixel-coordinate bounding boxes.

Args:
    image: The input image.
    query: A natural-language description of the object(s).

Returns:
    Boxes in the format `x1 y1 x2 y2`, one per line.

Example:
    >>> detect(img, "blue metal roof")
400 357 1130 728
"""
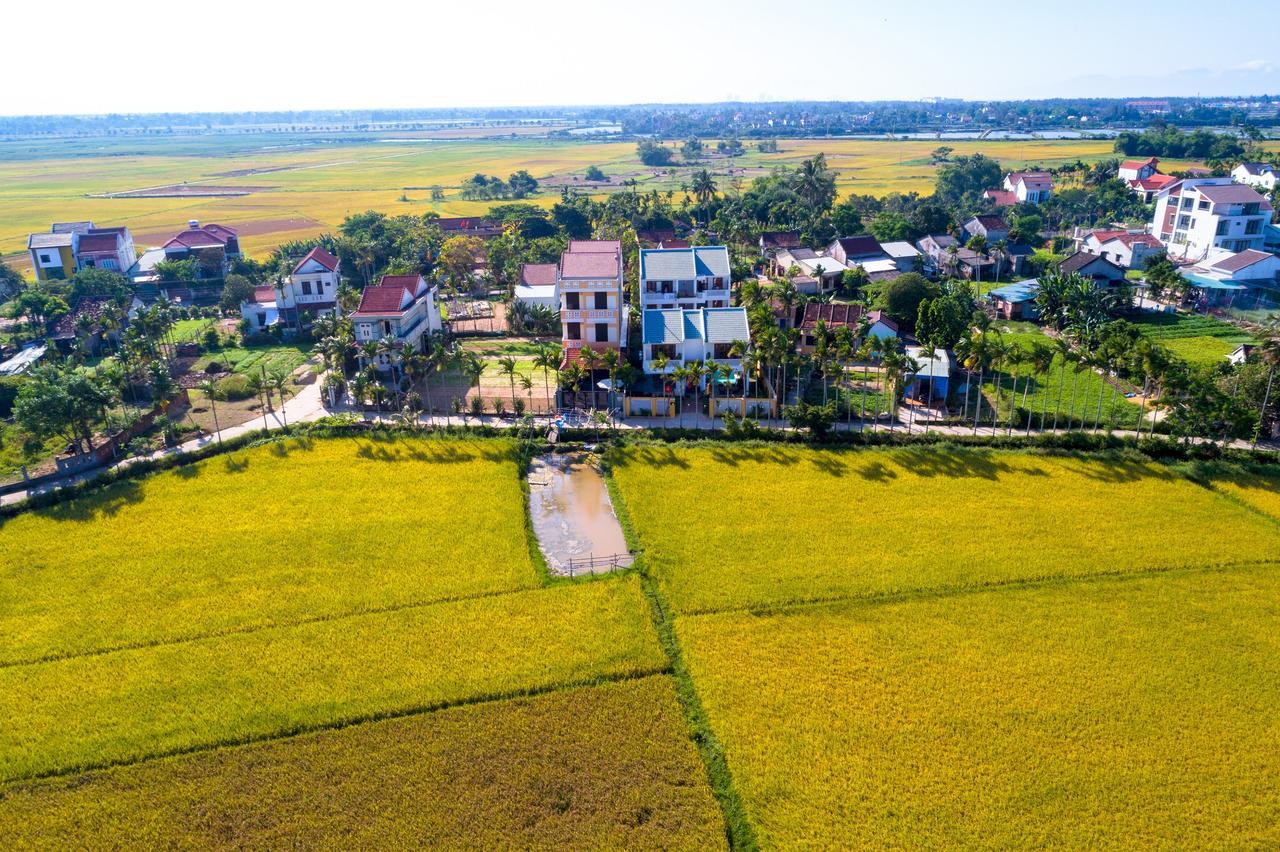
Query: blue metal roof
987 280 1040 303
642 307 748 344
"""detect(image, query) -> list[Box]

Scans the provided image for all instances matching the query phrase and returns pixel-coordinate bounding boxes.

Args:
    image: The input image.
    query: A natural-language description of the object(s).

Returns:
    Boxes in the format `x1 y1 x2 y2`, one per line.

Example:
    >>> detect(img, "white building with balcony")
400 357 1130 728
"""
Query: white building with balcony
277 246 341 328
1153 178 1273 259
559 240 626 365
351 274 441 370
639 246 731 311
641 307 749 377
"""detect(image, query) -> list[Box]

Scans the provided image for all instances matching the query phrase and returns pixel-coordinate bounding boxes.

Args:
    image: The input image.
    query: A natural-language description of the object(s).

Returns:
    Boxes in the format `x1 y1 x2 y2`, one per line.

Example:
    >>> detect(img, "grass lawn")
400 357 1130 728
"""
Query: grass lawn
0 676 722 848
194 342 312 377
169 318 215 344
0 578 663 782
678 565 1280 847
0 437 539 665
607 445 1280 614
977 327 1145 430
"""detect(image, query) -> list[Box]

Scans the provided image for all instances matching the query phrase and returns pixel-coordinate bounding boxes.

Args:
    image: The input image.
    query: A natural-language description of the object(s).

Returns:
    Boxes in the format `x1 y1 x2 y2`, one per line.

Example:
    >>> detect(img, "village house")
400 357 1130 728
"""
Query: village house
1152 178 1272 259
916 234 996 280
351 274 442 369
26 221 137 282
1079 229 1165 269
759 231 802 257
514 262 559 311
640 307 749 376
161 221 242 276
431 216 505 239
1180 248 1280 309
241 286 280 332
638 246 731 311
903 345 952 404
561 240 627 366
987 280 1042 321
962 215 1010 244
1003 171 1053 204
1060 252 1127 286
880 241 922 272
1231 162 1279 191
1118 157 1177 201
793 303 898 354
826 235 886 266
240 247 341 333
636 228 677 247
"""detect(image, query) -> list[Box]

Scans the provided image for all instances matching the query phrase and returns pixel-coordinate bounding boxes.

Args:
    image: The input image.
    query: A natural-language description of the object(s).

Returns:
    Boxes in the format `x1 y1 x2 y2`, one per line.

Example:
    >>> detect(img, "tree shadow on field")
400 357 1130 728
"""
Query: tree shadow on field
172 462 202 480
866 447 1031 482
617 446 691 470
351 437 513 466
223 456 251 474
17 479 146 525
1070 456 1177 486
268 437 316 458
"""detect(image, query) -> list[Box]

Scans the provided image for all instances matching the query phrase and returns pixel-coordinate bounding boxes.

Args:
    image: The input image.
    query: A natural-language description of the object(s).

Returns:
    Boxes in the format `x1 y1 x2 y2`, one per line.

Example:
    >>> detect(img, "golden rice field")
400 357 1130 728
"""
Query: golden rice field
1212 470 1280 522
0 436 537 666
677 565 1280 847
0 578 663 782
7 132 1235 269
0 676 724 848
607 445 1280 614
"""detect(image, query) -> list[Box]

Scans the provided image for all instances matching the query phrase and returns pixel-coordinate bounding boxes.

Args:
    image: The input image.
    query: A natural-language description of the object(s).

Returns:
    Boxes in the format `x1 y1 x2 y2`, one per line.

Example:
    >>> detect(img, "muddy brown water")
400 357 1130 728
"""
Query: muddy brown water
527 454 632 576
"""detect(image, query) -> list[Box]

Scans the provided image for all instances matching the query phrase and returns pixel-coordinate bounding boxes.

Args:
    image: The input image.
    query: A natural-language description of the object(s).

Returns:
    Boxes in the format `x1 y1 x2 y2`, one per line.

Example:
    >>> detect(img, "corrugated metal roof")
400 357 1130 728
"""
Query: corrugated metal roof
643 309 684 344
639 246 730 280
28 232 73 249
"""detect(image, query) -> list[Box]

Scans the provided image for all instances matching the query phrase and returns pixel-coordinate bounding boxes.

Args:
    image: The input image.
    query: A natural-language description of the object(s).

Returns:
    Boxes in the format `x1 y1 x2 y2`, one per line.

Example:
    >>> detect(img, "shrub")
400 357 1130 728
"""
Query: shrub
214 374 254 401
204 361 224 375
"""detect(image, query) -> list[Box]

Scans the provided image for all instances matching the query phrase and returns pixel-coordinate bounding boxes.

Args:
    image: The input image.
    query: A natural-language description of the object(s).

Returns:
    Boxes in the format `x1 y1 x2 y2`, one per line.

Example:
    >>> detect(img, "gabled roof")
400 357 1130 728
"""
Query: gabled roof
1193 182 1270 205
760 231 802 248
832 235 883 258
353 285 412 316
520 262 559 286
1008 171 1053 189
983 189 1018 206
639 246 730 280
292 246 339 274
567 239 621 254
1236 162 1275 176
164 228 229 251
28 232 73 249
561 250 620 279
642 307 748 345
798 302 864 330
1208 249 1275 273
1119 157 1158 170
1061 252 1125 276
1129 174 1176 191
968 215 1008 231
880 241 920 259
51 221 93 234
250 285 277 304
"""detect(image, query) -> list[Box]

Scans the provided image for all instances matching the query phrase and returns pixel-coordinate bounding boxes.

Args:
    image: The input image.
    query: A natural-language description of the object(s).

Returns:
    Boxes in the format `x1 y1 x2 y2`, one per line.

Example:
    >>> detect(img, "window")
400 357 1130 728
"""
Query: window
565 292 580 310
594 323 609 342
713 342 735 360
1198 199 1210 210
39 253 51 263
1181 197 1194 209
256 312 266 326
1216 221 1229 236
566 322 581 340
302 281 312 295
1246 220 1262 235
651 344 676 360
382 320 392 335
594 292 608 309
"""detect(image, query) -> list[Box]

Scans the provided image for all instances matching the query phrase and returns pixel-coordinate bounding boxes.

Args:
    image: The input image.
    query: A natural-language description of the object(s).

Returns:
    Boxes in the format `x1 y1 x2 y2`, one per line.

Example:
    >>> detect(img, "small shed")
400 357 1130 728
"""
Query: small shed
987 280 1042 320
904 345 952 401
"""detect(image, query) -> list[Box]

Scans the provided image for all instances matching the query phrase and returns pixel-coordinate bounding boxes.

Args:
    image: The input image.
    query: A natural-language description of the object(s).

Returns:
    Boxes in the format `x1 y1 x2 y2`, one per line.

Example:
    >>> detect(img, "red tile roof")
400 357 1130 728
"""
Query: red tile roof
1120 157 1158 170
520 262 558 286
1131 174 1176 191
292 246 339 273
201 223 238 238
761 231 802 248
833 236 883 258
971 215 1008 231
353 285 412 316
251 285 276 304
560 342 620 368
568 239 622 254
378 274 423 289
659 238 690 248
798 302 864 329
560 250 620 278
164 227 230 250
983 189 1018 206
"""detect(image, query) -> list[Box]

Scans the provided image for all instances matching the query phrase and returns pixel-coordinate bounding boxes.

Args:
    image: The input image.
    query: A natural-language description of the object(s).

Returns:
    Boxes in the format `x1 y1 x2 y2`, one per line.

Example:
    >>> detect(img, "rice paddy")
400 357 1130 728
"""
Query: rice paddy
0 437 538 665
0 676 723 849
677 565 1280 847
7 434 1280 845
0 134 1136 268
607 445 1280 614
1131 312 1256 367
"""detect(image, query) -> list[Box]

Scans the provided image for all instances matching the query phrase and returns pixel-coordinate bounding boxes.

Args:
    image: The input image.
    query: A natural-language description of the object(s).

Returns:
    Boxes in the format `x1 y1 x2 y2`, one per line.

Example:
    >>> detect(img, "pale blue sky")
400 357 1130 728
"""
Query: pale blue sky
3 0 1277 115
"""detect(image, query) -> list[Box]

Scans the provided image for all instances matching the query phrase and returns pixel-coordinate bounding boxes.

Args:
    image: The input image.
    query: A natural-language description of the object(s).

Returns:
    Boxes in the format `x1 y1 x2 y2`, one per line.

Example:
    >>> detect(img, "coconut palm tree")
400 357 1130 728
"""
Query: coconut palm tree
671 364 691 428
1023 342 1055 435
245 371 270 434
1050 338 1074 434
691 169 717 226
496 355 519 411
532 342 562 414
196 377 222 445
268 369 292 428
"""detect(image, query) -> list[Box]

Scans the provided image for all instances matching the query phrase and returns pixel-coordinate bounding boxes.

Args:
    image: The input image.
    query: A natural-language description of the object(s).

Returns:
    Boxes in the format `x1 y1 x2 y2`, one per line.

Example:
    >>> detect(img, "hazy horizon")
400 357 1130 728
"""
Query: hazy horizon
2 0 1279 118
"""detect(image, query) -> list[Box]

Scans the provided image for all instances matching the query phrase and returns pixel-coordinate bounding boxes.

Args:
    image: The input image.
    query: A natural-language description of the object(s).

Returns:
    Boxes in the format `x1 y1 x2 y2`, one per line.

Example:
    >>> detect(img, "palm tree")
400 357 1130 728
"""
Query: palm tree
691 169 717 226
688 360 709 428
196 377 222 445
990 239 1009 284
671 364 690 428
879 346 906 432
532 343 562 414
1050 338 1073 434
245 371 270 434
496 355 519 411
268 370 292 428
519 373 535 418
652 351 670 418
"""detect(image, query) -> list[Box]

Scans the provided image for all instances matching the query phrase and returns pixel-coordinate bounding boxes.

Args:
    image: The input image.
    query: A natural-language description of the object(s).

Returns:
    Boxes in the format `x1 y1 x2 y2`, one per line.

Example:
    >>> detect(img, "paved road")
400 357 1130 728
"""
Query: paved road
4 377 1275 508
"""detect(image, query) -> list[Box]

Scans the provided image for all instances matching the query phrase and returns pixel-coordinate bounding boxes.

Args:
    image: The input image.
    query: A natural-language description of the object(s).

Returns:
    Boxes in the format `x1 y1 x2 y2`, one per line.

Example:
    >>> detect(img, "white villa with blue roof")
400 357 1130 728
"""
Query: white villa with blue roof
641 307 750 376
639 246 732 311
